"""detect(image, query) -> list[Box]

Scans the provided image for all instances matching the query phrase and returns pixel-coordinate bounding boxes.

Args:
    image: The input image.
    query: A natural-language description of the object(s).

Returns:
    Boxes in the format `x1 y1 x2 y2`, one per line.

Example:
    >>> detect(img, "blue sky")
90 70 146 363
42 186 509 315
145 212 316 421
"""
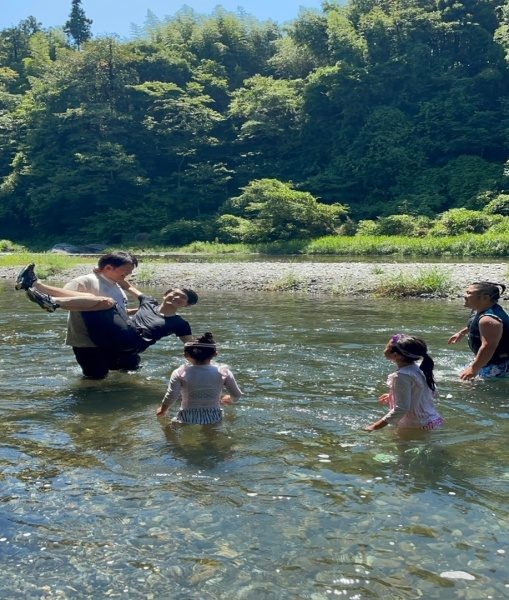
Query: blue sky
1 1 326 38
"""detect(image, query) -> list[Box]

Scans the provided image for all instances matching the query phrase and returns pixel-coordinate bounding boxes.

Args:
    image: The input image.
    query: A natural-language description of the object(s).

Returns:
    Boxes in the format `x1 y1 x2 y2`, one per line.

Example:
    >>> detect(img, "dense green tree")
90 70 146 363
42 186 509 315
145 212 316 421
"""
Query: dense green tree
0 38 144 239
0 17 42 92
229 75 304 181
268 36 318 79
221 179 349 242
1 1 509 244
132 81 223 187
64 0 93 50
289 10 331 67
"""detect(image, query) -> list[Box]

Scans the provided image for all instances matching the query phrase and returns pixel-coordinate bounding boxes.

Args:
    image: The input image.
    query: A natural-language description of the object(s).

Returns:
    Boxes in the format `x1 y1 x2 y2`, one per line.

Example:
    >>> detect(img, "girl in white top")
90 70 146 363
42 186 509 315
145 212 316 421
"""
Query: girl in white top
156 332 243 425
365 334 443 432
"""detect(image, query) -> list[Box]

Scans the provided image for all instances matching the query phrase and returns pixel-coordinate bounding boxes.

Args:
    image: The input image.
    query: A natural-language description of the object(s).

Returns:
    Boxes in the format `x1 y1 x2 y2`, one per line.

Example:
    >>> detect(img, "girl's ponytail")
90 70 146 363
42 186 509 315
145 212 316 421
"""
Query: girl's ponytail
419 353 436 391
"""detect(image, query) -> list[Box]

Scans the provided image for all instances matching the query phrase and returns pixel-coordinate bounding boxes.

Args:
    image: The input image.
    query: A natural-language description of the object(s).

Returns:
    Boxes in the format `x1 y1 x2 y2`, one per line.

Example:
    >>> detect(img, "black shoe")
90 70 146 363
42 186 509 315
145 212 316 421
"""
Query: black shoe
15 263 37 290
26 288 59 312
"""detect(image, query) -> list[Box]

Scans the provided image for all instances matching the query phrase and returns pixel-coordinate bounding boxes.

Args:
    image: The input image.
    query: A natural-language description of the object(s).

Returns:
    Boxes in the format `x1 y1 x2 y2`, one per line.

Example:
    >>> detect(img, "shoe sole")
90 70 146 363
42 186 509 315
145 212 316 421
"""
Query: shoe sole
15 264 36 290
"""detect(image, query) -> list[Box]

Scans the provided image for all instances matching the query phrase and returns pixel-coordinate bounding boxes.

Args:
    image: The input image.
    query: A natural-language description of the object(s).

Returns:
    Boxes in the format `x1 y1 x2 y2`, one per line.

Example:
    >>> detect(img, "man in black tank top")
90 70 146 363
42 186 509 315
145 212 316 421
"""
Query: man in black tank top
448 282 509 379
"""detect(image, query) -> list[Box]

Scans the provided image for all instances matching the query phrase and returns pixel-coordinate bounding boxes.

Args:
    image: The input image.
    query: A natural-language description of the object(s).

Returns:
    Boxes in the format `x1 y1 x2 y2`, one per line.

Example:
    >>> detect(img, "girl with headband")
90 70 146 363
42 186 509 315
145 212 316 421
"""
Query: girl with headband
364 334 443 432
156 332 243 425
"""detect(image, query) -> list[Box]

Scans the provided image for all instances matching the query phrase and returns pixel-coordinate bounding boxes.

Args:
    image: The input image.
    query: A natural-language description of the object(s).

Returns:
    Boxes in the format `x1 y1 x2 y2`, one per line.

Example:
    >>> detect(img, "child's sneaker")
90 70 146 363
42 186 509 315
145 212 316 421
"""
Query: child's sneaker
15 263 37 290
26 288 59 312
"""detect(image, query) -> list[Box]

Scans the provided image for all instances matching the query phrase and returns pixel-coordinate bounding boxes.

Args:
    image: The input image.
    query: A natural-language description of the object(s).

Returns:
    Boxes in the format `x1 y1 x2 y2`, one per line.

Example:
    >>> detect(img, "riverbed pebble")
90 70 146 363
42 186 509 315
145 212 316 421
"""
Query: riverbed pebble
440 570 476 581
2 261 508 297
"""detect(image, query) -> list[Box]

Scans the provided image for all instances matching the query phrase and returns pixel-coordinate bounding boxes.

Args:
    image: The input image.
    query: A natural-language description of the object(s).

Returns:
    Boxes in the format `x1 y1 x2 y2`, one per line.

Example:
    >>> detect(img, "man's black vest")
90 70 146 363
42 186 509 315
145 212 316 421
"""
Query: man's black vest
468 303 509 365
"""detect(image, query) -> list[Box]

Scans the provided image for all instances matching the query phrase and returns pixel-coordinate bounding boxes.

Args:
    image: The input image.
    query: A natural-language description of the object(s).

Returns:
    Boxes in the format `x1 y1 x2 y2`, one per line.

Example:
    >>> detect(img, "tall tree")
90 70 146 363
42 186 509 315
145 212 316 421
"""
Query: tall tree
64 0 92 50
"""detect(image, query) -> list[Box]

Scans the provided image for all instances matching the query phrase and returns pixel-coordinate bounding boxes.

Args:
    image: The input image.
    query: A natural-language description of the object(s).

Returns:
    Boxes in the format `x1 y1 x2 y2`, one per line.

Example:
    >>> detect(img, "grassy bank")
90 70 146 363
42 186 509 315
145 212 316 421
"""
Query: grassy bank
179 232 509 256
0 253 97 278
3 231 509 263
305 233 509 256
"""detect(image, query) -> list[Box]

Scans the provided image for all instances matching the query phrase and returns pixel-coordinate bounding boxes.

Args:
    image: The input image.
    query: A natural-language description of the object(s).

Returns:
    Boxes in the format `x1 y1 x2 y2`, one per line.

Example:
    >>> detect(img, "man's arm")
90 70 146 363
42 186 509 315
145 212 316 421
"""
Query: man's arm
117 280 144 300
178 335 194 343
460 316 503 380
116 280 144 314
448 326 469 345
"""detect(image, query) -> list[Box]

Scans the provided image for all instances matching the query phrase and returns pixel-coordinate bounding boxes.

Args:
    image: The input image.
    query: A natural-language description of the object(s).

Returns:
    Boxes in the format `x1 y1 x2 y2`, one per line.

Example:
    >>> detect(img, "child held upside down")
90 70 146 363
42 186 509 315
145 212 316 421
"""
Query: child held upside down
15 263 197 353
157 332 243 425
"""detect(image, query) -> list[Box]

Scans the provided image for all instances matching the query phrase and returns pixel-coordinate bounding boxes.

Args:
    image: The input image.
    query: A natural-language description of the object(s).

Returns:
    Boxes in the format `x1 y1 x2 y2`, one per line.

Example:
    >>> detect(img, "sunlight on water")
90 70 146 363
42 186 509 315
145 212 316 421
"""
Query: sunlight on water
0 282 508 598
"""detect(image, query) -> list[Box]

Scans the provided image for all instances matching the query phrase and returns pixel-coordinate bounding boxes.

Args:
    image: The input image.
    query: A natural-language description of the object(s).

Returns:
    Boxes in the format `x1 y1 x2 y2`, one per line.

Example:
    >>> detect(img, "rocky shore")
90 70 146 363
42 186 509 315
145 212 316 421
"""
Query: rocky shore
2 260 508 297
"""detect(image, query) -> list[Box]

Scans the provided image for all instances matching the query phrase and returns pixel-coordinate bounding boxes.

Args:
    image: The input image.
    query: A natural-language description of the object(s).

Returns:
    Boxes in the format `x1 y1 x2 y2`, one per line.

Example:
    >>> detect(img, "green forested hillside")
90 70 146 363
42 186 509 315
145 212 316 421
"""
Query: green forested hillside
1 1 508 245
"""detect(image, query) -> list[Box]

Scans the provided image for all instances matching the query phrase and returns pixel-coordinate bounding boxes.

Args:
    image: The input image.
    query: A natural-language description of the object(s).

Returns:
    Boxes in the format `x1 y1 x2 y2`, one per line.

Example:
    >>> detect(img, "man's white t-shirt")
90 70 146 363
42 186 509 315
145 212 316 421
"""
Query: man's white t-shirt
63 273 128 347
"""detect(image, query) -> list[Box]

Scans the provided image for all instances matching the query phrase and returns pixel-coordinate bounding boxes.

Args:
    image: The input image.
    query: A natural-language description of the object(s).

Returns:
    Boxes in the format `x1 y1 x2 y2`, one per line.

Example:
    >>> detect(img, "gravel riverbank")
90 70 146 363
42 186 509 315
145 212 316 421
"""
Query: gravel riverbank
2 260 508 297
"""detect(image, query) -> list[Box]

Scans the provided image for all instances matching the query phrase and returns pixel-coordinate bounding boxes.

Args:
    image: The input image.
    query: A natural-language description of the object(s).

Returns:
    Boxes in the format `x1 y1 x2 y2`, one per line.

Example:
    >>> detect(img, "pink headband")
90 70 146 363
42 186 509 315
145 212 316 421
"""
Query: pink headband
391 334 422 360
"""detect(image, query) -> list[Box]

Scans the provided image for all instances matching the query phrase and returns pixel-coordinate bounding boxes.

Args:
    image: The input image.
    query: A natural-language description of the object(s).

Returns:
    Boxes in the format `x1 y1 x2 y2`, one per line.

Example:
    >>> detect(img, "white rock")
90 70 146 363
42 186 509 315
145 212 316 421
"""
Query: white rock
440 571 476 581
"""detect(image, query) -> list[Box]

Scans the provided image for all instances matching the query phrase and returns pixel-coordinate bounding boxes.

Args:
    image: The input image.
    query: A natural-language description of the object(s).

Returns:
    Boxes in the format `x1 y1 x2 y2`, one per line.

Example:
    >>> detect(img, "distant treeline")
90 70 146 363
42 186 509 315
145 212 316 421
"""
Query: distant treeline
1 1 509 245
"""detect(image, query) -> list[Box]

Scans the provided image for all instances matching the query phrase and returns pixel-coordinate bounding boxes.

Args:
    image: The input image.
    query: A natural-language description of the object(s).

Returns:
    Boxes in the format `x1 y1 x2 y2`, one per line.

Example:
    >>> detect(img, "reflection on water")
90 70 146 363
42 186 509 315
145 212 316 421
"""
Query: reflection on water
0 283 508 598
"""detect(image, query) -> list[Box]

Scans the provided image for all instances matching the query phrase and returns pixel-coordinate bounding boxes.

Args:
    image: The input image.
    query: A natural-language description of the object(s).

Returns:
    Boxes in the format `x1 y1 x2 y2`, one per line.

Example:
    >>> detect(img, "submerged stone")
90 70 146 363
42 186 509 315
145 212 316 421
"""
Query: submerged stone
440 571 476 581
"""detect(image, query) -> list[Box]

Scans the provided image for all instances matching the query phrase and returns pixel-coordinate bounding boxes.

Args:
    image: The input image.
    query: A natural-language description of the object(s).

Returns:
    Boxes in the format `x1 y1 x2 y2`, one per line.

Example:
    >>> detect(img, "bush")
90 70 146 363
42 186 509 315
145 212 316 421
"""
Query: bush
430 208 492 236
374 268 453 297
486 215 509 233
484 194 509 216
214 214 259 243
355 215 432 236
267 273 304 291
158 219 213 246
355 220 379 236
178 241 249 254
335 218 357 236
0 239 26 252
376 215 432 236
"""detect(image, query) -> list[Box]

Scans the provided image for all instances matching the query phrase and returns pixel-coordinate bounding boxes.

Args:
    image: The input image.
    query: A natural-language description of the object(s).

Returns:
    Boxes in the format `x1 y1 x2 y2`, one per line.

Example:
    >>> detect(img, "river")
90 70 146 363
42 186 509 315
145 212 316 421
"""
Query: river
0 283 507 599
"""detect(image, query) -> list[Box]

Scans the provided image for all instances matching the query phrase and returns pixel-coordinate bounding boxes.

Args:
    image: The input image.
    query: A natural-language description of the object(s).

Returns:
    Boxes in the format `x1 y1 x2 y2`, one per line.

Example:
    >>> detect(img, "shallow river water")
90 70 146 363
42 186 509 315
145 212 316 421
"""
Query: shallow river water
0 283 508 599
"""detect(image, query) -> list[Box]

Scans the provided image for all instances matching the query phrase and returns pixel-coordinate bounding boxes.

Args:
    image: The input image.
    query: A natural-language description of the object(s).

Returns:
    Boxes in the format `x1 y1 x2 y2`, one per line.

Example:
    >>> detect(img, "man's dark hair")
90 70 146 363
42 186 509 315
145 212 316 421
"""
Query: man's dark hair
471 281 506 302
97 251 138 270
164 287 199 306
183 288 198 306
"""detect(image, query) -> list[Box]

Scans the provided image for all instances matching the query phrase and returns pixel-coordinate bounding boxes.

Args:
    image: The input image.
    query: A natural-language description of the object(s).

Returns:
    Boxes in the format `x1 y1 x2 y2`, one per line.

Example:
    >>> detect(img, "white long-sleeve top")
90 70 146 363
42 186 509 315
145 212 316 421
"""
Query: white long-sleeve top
383 364 442 428
162 363 243 409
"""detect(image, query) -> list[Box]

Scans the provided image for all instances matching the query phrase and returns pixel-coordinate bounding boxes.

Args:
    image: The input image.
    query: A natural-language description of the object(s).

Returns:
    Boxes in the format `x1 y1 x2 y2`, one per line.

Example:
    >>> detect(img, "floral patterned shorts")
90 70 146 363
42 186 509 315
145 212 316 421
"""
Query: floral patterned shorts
478 359 509 379
420 416 444 430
